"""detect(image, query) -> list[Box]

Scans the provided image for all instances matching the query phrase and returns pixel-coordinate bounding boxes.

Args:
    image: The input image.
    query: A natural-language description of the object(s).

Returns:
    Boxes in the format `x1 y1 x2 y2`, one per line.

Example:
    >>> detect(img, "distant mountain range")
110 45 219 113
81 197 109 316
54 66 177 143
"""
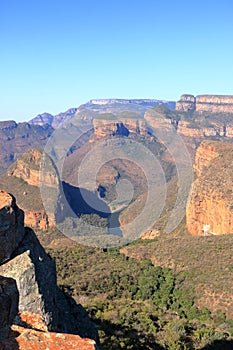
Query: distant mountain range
28 98 176 127
28 108 78 128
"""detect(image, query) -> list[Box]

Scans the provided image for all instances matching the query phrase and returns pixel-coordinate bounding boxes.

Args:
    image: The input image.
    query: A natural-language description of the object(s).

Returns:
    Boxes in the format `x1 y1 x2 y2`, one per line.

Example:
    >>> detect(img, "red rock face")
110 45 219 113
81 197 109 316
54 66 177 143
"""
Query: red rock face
186 140 233 236
193 141 220 177
0 312 97 350
24 211 54 230
7 149 59 188
0 325 97 350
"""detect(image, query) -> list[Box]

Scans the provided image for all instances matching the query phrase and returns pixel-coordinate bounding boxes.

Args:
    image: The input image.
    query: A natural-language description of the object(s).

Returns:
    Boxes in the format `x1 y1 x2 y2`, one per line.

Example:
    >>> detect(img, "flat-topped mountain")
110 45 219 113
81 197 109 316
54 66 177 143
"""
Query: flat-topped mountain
176 94 233 113
83 98 175 108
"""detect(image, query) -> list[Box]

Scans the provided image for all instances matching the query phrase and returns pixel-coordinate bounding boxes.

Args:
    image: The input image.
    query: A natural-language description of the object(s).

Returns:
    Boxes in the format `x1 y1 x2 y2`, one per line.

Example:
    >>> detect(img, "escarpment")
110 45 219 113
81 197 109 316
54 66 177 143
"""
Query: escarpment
0 190 98 349
176 94 233 113
186 140 233 236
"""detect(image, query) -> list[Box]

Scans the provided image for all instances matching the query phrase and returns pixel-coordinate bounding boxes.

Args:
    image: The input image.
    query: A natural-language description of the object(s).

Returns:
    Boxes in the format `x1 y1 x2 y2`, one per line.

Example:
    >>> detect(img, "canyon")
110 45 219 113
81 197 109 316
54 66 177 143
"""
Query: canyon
1 95 233 348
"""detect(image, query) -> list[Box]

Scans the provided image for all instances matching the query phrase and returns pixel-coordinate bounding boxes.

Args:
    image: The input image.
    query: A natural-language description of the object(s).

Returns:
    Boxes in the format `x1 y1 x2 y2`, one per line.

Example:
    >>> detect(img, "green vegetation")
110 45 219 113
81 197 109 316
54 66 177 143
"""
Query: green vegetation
48 244 233 350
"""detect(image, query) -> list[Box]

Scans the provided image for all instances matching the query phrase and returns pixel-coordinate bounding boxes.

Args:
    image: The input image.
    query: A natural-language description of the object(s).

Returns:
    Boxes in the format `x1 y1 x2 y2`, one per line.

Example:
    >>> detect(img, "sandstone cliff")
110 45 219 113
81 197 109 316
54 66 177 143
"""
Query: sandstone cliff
92 112 149 139
186 140 233 236
0 190 98 349
145 102 233 163
0 149 60 230
176 94 233 114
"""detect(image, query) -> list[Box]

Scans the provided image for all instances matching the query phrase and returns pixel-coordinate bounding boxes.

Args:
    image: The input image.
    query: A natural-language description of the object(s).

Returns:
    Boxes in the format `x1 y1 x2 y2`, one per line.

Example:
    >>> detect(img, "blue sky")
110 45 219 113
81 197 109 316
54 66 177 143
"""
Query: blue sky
1 0 233 122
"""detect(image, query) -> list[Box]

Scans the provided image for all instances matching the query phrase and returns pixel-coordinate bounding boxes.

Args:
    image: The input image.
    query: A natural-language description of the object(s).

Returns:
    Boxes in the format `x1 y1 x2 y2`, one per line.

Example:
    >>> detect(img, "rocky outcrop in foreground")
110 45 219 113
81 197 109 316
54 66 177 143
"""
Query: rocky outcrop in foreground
0 190 98 349
186 140 233 236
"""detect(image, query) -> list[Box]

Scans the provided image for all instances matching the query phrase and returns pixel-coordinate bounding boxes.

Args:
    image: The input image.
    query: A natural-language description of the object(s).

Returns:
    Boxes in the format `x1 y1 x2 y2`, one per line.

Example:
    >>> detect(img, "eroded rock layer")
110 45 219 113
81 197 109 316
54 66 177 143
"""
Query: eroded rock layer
176 94 233 113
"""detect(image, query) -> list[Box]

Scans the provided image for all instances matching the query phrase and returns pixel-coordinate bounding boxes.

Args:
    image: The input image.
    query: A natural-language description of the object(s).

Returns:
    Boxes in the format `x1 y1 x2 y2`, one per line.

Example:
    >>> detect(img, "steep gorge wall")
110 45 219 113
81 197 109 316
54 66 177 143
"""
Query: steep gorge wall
186 141 233 236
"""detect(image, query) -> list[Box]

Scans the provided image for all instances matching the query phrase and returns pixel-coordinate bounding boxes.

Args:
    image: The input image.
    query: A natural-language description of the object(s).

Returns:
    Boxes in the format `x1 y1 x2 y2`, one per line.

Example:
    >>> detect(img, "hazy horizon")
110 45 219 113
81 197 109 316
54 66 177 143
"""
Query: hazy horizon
1 0 233 122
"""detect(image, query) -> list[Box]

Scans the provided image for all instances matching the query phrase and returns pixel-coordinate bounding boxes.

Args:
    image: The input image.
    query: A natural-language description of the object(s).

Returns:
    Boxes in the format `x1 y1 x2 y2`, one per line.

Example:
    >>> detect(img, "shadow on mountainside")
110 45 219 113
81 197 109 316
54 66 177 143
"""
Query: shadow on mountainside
0 276 19 349
61 182 123 237
201 340 233 350
0 330 20 350
62 181 111 218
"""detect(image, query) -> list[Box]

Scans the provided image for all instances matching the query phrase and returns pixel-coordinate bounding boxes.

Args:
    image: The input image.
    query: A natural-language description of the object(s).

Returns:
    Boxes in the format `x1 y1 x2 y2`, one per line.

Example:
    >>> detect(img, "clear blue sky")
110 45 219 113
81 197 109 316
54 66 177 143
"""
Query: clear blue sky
1 0 233 122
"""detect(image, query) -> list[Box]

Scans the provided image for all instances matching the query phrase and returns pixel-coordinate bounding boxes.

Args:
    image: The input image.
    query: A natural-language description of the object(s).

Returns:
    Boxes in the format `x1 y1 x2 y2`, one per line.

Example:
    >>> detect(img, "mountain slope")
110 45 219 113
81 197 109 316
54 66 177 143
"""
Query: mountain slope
0 121 53 174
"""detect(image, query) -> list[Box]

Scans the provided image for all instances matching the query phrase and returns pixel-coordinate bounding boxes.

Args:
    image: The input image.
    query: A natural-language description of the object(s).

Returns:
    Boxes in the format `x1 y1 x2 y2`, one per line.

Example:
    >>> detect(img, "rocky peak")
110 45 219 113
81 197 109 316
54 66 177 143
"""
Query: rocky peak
29 112 54 126
29 108 78 128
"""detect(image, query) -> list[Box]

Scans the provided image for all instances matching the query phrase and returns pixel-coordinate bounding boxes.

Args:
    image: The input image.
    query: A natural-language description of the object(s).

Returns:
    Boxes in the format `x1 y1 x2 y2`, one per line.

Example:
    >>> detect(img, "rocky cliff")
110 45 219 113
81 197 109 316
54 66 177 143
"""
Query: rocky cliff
176 94 233 113
145 102 233 162
186 140 233 236
0 190 98 349
0 149 60 230
93 112 148 138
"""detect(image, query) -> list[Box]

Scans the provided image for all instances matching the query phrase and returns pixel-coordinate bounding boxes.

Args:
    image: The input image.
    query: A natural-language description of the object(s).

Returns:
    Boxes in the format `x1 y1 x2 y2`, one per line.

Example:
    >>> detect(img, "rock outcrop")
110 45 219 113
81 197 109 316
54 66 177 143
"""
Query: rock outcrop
0 229 59 331
0 325 97 350
0 191 99 349
176 94 233 113
7 148 59 188
0 149 60 230
186 140 233 236
175 94 196 112
93 112 149 138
